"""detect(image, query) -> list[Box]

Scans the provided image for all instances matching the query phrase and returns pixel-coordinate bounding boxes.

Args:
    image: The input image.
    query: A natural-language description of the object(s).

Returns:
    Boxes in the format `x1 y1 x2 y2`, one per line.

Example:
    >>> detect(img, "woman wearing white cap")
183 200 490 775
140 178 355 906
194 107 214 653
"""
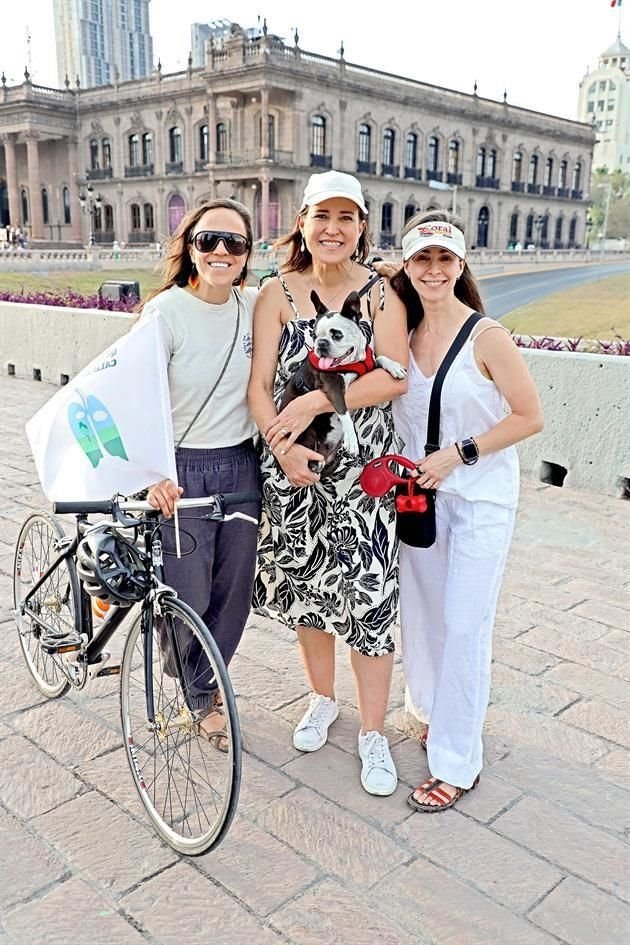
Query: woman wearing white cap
390 210 543 812
248 170 409 796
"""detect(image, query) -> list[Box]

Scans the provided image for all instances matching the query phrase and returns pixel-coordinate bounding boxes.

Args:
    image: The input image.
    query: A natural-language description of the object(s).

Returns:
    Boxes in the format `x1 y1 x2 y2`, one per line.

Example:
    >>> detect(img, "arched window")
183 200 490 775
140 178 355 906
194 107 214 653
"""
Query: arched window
545 157 554 188
89 139 99 170
526 213 534 243
257 115 275 153
572 162 582 193
476 146 487 178
404 202 417 223
381 202 393 233
568 217 577 247
540 213 549 246
144 203 154 230
168 127 182 164
199 124 208 161
382 128 395 170
405 132 418 171
20 188 29 224
528 154 539 186
128 133 140 167
167 193 186 234
216 122 228 154
512 151 523 182
104 204 114 231
41 187 49 225
62 186 71 224
142 132 153 166
130 203 141 230
558 160 568 191
509 212 519 242
555 216 563 247
358 124 371 163
94 206 102 232
427 136 439 174
476 206 490 248
488 148 497 179
311 115 326 156
102 138 112 169
448 140 460 176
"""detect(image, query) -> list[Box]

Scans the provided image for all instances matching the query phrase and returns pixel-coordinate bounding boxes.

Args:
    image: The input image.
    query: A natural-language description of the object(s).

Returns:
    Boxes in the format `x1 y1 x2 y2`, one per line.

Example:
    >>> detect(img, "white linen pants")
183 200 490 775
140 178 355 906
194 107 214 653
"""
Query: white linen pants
399 492 516 789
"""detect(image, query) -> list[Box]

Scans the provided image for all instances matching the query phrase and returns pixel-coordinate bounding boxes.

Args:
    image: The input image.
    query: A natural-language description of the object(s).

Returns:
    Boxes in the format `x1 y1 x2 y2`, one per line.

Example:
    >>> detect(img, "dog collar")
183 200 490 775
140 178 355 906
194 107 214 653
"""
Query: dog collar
308 346 375 376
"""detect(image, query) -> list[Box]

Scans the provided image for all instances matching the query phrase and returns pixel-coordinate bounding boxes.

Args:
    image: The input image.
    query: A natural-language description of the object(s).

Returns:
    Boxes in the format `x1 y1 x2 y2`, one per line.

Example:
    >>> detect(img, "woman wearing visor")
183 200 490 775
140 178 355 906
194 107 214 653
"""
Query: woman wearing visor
390 210 543 811
138 198 261 750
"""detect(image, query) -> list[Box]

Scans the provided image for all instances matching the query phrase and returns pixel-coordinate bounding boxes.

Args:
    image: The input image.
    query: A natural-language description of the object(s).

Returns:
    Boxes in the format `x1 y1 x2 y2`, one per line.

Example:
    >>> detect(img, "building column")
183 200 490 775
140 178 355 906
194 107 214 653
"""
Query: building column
260 170 270 241
261 86 270 159
1 133 20 227
25 133 44 239
67 136 83 242
207 93 217 163
153 112 163 177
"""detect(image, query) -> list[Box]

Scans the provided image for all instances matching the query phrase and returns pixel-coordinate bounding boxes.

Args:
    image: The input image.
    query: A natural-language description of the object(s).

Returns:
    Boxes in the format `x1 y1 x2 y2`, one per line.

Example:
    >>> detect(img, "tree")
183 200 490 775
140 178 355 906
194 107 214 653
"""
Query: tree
588 167 630 240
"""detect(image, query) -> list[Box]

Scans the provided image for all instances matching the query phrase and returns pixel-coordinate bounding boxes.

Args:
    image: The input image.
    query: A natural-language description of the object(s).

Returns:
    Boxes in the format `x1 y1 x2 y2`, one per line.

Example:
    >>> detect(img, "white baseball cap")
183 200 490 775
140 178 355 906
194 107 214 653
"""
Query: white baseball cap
402 221 467 260
302 170 368 215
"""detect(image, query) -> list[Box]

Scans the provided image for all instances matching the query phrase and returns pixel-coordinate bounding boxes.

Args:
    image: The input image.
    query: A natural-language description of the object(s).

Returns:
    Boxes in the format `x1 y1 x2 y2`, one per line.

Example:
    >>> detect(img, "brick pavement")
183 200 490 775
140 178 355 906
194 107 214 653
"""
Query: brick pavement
0 375 628 945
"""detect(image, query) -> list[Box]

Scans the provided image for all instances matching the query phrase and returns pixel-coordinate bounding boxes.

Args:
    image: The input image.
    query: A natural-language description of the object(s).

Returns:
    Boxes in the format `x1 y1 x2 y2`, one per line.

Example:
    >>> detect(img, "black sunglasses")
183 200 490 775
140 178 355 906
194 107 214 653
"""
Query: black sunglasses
190 230 251 255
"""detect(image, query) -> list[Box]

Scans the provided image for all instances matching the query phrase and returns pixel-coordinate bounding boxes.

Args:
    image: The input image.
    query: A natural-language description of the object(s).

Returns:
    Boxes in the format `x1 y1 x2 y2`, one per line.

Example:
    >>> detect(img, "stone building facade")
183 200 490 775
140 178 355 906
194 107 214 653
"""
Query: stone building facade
577 34 630 173
0 23 594 250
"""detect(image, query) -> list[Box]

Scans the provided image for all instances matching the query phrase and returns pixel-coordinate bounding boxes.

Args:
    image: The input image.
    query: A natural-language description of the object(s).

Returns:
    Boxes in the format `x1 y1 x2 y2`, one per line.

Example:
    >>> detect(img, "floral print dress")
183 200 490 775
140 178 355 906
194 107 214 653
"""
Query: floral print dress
252 276 401 656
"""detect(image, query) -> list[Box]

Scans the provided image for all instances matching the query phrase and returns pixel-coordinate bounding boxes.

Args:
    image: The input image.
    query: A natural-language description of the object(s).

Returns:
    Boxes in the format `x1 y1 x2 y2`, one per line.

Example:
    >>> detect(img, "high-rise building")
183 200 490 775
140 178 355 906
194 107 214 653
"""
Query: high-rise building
53 0 153 88
577 34 630 171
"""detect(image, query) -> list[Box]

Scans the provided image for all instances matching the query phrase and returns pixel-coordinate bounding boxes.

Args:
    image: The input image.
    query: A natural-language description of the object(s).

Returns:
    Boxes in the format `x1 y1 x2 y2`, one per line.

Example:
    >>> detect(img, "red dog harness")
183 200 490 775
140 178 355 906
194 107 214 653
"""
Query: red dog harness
308 346 376 376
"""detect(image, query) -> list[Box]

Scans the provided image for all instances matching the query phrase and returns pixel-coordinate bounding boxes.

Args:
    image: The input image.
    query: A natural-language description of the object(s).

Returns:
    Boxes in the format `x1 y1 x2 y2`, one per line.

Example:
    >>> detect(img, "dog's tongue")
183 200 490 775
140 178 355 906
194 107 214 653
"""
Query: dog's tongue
318 356 334 369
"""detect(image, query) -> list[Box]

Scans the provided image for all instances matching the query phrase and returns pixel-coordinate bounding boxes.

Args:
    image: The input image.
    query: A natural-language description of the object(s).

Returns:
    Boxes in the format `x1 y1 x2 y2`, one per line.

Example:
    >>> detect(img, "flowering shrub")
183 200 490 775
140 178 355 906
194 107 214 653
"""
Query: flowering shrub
512 334 630 356
0 289 137 312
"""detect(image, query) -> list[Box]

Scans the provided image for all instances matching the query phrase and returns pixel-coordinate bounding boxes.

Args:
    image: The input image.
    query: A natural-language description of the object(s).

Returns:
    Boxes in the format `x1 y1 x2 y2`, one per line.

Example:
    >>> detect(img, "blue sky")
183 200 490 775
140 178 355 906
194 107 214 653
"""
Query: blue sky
1 0 626 120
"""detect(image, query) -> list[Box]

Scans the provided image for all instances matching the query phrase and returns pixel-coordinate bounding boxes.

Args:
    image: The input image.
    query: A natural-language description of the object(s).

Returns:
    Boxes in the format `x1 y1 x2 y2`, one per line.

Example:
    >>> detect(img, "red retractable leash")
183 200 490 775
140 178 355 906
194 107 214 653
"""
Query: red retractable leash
359 455 428 514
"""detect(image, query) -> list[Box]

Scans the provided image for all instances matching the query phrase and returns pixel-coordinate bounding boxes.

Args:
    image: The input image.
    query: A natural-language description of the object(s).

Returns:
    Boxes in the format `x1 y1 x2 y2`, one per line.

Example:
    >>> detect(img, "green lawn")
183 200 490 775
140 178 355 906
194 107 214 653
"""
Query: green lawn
0 268 163 297
502 273 630 339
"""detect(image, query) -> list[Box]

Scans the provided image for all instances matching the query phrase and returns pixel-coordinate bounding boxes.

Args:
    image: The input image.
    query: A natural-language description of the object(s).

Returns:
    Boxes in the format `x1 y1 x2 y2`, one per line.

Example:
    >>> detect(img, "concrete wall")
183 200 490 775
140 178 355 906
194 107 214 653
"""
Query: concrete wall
1 301 628 497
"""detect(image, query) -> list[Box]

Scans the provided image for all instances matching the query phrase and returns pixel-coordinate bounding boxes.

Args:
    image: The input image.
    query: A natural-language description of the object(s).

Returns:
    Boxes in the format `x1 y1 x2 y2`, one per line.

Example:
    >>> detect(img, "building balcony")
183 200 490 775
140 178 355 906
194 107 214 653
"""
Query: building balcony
527 183 541 195
379 231 396 248
356 160 377 175
211 149 294 166
310 153 333 169
404 166 421 180
447 173 462 185
124 164 154 178
381 163 400 177
543 185 557 197
571 189 583 200
557 187 570 198
87 167 113 181
554 240 565 249
476 176 500 190
511 181 525 193
127 230 155 243
426 170 443 182
93 230 115 243
165 161 183 175
195 159 208 172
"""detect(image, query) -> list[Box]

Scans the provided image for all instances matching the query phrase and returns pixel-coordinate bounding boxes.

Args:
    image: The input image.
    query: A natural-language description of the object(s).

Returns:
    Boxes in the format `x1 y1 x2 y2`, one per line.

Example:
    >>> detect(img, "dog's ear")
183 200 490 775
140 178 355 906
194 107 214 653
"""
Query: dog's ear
310 290 329 316
340 291 362 323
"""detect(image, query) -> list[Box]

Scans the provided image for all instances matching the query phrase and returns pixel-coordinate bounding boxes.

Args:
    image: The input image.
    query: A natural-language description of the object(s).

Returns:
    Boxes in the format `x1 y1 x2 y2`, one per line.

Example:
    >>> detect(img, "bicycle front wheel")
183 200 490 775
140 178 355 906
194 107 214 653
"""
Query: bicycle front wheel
119 596 241 856
13 511 80 698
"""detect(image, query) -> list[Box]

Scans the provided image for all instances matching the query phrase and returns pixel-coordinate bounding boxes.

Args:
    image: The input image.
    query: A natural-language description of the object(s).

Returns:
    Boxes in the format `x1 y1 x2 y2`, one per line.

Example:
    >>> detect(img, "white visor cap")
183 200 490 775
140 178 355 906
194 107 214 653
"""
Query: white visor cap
402 221 466 260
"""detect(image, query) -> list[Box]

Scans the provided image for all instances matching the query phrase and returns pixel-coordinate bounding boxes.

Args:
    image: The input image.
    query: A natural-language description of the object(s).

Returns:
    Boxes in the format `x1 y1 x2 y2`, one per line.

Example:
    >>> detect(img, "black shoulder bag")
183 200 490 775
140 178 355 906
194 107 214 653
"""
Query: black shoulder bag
395 313 483 548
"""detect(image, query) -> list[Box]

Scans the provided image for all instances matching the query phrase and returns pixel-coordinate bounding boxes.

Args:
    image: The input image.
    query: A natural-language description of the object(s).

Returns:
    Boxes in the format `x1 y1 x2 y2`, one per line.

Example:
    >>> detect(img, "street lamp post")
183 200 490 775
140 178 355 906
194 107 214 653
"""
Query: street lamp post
78 181 103 246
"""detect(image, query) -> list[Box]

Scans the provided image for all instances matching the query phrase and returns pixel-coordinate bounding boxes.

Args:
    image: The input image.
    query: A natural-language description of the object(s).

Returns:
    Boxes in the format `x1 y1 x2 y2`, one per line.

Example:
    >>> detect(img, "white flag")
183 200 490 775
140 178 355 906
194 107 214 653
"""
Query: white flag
26 315 177 501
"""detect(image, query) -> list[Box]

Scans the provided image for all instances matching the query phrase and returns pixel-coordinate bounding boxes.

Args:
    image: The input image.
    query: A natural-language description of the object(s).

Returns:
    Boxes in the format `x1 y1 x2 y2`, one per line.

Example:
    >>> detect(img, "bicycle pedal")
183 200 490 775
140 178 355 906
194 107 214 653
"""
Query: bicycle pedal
95 665 121 677
42 639 81 655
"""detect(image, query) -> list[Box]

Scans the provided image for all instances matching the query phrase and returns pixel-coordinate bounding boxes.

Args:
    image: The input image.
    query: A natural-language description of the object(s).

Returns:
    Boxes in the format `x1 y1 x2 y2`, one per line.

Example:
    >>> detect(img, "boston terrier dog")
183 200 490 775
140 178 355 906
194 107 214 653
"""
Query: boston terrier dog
278 289 407 479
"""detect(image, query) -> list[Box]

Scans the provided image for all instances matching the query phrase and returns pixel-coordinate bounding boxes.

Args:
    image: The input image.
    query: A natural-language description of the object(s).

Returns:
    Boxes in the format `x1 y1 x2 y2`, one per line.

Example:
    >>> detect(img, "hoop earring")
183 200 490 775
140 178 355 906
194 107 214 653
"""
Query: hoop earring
188 263 199 289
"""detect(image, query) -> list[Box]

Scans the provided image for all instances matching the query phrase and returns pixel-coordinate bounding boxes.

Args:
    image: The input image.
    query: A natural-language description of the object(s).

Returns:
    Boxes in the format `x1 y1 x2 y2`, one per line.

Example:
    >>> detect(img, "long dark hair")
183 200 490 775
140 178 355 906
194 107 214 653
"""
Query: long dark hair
275 205 372 273
139 198 253 310
391 209 485 332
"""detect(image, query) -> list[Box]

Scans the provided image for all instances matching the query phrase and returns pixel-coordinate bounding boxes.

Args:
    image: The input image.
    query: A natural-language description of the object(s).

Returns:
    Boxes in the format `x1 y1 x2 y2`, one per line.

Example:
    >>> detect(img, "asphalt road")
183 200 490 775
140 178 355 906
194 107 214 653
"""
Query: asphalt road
479 262 630 319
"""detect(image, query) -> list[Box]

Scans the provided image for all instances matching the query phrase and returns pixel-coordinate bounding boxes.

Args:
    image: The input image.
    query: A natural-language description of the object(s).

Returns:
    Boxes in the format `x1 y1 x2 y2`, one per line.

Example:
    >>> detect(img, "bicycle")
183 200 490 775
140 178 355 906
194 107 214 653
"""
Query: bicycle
12 491 259 856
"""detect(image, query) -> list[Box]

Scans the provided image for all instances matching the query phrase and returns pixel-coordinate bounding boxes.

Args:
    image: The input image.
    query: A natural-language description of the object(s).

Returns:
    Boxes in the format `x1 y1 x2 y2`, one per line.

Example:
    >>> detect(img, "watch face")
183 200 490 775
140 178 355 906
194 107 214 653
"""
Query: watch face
461 439 478 461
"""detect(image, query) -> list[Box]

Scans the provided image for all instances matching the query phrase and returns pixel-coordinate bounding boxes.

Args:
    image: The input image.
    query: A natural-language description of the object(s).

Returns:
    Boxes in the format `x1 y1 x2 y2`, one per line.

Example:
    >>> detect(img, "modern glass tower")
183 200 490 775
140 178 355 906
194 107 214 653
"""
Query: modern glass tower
53 0 153 88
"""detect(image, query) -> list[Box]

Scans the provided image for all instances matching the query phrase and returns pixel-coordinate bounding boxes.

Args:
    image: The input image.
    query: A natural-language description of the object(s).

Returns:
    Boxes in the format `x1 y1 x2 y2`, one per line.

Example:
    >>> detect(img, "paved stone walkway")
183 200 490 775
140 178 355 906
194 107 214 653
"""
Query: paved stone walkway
0 375 628 945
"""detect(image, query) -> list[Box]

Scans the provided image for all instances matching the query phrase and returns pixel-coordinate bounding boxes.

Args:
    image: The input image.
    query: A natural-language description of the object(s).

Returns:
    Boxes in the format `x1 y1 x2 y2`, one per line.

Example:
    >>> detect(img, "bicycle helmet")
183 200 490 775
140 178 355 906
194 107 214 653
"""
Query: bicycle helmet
76 525 150 606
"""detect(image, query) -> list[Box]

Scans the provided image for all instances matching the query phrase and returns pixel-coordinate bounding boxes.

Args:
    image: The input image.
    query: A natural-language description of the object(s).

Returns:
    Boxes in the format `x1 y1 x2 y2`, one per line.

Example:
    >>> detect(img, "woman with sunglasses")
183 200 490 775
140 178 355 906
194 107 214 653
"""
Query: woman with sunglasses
248 171 409 796
137 198 261 749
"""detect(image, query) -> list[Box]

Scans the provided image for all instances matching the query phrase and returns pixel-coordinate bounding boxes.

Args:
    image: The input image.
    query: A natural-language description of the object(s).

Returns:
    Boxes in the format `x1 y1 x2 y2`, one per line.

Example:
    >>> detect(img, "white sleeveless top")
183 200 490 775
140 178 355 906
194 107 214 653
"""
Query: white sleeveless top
392 326 520 508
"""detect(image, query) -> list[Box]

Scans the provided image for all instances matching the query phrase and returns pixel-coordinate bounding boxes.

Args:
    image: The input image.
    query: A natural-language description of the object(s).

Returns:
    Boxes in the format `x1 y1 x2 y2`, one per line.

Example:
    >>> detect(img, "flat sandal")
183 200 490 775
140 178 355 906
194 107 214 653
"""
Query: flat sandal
407 775 480 813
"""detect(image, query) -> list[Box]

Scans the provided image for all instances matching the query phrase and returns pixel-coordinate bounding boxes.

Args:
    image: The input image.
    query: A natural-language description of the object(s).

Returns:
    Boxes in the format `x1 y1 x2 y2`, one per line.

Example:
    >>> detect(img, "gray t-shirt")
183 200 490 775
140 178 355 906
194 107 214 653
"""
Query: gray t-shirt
141 285 257 449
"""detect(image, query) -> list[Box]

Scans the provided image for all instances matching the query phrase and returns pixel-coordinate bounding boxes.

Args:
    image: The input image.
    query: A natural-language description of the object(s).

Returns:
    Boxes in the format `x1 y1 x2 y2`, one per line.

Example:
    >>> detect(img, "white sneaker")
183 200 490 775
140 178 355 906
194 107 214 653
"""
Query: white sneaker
358 731 398 796
293 694 339 752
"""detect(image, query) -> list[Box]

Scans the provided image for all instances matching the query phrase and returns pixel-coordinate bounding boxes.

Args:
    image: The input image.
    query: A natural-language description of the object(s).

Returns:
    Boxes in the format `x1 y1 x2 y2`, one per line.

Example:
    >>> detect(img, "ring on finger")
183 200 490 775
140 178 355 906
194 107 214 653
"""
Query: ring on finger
281 427 290 436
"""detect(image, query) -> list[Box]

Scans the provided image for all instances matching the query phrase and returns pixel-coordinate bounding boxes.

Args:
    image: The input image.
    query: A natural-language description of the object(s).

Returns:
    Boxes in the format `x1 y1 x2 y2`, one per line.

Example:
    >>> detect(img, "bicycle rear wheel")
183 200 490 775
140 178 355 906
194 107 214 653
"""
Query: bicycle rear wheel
13 512 80 698
119 596 241 855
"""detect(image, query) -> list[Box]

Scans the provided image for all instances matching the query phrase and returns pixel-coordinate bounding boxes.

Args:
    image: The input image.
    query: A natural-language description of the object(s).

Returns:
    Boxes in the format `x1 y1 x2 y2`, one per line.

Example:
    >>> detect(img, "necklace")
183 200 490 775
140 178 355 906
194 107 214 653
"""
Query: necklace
312 262 355 311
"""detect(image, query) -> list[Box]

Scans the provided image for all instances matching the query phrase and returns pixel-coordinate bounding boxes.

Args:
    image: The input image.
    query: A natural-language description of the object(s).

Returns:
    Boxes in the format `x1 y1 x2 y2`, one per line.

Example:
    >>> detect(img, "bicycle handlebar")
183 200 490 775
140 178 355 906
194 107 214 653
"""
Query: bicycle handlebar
53 492 261 516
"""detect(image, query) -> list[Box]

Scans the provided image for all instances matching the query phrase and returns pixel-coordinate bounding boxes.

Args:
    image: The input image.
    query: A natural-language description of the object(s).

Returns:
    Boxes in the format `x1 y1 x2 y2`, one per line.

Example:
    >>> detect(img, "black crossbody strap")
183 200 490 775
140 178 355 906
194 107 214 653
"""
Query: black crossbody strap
424 313 484 455
176 290 242 449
